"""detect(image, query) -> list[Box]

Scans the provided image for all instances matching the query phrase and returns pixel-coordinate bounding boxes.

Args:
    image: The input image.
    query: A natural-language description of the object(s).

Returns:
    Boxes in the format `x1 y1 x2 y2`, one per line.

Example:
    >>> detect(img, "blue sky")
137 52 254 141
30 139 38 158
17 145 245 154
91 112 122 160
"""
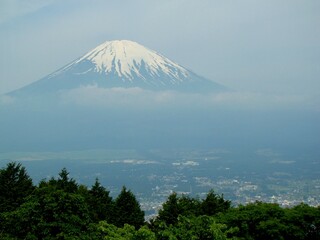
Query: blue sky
0 0 319 98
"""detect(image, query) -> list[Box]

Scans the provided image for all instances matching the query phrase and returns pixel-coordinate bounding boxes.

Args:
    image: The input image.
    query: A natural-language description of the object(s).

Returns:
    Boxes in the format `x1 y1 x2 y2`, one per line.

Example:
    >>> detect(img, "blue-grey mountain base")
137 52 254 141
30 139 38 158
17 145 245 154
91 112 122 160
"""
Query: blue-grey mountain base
9 40 226 97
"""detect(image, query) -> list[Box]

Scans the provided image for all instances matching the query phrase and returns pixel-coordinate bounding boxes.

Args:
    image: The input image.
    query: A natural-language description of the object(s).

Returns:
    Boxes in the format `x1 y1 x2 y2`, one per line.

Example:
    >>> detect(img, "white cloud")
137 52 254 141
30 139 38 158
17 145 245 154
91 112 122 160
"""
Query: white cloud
59 85 320 111
207 92 316 110
59 85 178 108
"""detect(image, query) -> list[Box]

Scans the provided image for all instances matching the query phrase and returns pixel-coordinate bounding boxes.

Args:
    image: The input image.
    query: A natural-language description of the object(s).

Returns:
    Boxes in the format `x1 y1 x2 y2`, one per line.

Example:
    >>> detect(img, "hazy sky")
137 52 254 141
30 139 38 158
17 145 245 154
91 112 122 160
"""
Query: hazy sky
0 0 319 96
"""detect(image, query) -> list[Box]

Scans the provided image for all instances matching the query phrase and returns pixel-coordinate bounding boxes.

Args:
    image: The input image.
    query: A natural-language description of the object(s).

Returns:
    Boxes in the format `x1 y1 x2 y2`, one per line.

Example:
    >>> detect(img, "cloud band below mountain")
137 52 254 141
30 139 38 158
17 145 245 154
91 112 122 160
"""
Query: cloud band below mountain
58 85 319 111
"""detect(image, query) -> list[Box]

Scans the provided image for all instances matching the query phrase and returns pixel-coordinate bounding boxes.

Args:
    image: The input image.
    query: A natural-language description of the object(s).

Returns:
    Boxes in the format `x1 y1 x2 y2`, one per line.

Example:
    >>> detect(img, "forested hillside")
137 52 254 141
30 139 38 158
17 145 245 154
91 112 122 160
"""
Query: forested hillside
0 162 319 239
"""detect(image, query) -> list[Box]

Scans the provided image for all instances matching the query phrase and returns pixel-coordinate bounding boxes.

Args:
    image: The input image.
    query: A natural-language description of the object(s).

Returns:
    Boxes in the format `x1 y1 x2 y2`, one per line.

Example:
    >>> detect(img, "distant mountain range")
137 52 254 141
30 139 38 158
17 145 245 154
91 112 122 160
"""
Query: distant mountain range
9 40 226 96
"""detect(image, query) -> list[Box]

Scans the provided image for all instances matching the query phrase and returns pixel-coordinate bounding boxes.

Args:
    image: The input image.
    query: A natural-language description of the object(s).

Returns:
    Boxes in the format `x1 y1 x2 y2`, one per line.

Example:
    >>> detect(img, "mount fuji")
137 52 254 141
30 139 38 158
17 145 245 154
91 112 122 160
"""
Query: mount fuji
10 40 226 96
1 41 316 154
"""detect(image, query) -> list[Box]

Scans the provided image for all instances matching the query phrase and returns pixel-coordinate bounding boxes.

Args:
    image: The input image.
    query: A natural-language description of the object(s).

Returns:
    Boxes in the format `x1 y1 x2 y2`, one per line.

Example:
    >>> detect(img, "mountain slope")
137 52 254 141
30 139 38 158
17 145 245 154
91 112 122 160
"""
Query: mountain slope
10 40 226 96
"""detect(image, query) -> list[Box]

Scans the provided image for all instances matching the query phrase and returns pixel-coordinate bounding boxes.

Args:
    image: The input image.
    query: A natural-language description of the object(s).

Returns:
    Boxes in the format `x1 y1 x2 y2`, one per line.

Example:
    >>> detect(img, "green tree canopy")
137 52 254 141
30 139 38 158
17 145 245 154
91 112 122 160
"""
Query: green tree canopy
1 184 94 239
156 215 235 240
1 162 319 240
155 190 231 227
39 167 78 193
217 202 289 239
0 162 34 213
201 189 231 216
114 186 145 229
98 222 156 240
88 178 114 222
156 192 180 226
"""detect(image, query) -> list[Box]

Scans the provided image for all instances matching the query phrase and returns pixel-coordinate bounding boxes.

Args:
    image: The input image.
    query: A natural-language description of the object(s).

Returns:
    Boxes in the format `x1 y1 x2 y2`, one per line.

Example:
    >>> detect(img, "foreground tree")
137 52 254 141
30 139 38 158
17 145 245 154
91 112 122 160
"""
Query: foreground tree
156 215 236 240
156 192 180 226
0 162 34 213
114 186 145 229
155 190 231 227
201 189 231 216
88 178 114 222
98 222 156 240
216 201 320 240
1 183 95 239
39 167 78 193
283 203 320 240
1 162 319 239
156 193 201 226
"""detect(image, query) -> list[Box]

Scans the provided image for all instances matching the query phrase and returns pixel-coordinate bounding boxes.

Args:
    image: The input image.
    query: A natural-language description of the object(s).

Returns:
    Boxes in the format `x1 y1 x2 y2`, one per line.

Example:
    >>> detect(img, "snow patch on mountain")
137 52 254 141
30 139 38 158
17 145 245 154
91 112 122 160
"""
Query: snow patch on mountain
59 40 189 82
9 39 227 96
82 40 189 79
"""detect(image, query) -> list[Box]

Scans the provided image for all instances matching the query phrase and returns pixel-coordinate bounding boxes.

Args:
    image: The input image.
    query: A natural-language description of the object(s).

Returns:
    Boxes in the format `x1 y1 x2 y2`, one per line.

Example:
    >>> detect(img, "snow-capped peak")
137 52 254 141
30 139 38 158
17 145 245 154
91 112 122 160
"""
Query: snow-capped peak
11 40 226 96
75 40 189 80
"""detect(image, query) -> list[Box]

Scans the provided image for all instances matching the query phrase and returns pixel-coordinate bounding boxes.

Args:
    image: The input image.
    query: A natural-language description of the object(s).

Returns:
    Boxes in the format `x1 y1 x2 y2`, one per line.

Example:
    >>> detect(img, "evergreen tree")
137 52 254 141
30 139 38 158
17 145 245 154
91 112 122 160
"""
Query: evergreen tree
217 202 287 239
201 189 231 216
156 192 180 226
1 181 94 239
156 193 202 226
55 168 79 193
0 162 34 213
88 178 114 222
114 186 145 229
1 162 319 239
283 203 320 240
